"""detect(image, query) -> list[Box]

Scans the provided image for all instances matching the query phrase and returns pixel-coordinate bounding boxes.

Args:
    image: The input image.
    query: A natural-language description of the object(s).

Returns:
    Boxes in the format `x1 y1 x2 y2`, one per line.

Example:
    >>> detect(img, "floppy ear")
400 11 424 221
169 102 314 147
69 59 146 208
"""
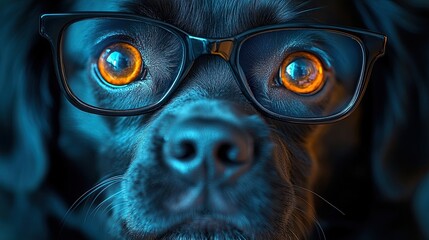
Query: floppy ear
355 0 429 200
414 172 429 239
0 0 61 193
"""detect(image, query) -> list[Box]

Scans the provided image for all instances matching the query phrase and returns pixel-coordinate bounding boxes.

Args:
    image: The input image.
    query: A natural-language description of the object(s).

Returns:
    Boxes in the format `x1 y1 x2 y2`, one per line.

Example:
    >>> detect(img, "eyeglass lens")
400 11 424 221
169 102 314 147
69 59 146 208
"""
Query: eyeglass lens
62 18 185 110
238 29 364 118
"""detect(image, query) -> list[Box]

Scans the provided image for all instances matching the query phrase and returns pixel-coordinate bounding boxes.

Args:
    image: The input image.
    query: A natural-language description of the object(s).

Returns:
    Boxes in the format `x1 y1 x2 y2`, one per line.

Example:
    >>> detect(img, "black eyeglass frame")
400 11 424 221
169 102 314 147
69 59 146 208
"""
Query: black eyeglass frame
40 12 387 124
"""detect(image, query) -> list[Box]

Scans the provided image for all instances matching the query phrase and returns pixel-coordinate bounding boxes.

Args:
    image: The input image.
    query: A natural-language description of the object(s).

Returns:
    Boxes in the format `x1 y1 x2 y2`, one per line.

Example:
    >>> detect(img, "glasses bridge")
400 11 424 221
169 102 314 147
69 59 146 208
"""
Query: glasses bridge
188 36 234 61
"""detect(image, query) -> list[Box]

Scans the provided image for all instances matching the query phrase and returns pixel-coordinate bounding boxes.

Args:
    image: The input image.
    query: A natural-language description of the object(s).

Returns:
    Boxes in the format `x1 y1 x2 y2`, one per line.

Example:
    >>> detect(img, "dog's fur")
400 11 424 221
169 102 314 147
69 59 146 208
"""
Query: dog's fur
1 0 429 239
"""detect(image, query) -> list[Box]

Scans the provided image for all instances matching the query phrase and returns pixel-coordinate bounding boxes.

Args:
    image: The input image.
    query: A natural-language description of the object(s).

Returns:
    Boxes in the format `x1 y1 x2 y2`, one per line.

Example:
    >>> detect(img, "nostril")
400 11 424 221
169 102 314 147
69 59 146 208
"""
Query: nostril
216 140 253 166
170 140 196 161
217 143 241 165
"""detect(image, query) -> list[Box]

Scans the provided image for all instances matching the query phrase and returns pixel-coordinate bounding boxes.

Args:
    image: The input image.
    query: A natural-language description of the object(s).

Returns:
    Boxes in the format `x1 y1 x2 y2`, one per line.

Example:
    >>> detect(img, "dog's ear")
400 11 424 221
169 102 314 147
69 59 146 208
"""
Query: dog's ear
414 173 429 238
0 0 65 193
355 0 429 200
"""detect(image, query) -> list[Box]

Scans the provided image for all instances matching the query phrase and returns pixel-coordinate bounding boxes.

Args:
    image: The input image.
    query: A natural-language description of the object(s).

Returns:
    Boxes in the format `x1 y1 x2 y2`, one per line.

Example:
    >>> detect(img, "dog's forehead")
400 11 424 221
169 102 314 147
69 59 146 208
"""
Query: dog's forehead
73 0 300 38
122 0 299 37
72 0 300 38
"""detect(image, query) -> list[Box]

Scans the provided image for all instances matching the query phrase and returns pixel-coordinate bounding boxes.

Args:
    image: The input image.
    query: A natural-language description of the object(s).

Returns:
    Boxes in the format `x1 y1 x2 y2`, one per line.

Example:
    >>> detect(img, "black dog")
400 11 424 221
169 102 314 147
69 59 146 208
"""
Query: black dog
1 0 428 240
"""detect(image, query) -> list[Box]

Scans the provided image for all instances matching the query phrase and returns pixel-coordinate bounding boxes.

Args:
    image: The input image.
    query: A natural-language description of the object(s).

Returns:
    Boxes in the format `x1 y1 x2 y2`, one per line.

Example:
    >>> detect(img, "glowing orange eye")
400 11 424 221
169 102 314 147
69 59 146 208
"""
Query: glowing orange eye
279 52 324 94
97 42 143 86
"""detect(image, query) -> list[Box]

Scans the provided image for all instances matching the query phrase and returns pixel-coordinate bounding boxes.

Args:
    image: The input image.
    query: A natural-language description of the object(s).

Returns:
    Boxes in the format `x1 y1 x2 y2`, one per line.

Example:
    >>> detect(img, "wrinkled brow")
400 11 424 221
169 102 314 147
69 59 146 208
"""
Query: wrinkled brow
120 0 302 37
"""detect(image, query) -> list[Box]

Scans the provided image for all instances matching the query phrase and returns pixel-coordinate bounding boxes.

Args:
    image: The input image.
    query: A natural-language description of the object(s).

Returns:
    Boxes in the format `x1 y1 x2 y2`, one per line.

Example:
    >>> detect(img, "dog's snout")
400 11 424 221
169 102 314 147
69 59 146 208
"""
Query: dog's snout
163 118 254 183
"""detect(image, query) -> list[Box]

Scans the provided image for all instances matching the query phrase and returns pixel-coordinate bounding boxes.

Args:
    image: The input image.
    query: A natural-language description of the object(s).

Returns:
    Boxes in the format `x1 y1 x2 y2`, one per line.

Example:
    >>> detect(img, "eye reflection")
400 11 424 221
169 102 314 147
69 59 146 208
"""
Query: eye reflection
97 42 144 86
279 52 324 94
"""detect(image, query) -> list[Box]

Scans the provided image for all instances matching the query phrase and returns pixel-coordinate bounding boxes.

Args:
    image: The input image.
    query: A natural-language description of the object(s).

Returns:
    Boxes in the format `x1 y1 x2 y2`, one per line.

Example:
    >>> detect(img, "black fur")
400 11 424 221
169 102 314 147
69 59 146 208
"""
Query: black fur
0 0 428 239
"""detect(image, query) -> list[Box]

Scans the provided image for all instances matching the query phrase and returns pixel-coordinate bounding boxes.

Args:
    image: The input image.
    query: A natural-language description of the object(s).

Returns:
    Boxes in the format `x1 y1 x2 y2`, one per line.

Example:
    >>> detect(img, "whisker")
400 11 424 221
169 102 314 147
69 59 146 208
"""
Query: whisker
313 218 326 240
290 229 300 240
294 193 317 213
294 185 345 216
98 200 117 217
289 210 310 240
91 189 125 218
103 202 127 218
294 195 323 240
84 180 123 223
61 175 124 229
294 207 326 240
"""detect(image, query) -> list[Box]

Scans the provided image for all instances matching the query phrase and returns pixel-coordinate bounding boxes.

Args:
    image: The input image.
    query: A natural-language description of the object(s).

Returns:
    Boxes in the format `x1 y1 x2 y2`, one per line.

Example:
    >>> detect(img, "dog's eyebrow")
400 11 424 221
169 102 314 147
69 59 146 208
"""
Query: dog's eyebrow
120 0 301 37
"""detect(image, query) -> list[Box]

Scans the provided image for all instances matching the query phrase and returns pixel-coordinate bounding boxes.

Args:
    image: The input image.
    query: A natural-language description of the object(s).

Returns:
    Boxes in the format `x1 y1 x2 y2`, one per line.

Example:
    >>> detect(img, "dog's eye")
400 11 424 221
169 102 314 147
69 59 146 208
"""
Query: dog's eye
279 52 324 94
97 42 143 86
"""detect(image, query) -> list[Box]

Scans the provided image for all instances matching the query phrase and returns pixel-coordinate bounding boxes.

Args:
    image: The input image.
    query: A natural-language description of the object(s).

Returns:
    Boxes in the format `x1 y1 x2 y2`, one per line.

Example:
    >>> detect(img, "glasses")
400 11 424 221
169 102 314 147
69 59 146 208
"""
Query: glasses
40 13 387 124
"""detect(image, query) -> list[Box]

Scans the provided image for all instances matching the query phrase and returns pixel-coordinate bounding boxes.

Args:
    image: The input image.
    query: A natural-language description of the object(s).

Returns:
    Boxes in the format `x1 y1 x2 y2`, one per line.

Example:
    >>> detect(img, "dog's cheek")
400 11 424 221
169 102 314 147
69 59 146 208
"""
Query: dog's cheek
265 121 321 233
117 122 174 233
58 91 150 176
94 114 156 173
58 99 111 174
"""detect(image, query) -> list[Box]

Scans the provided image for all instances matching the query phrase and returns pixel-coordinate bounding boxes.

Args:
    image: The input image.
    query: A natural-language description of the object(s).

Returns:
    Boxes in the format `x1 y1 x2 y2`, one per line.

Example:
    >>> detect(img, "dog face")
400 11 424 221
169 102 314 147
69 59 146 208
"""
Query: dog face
7 0 429 239
39 0 384 239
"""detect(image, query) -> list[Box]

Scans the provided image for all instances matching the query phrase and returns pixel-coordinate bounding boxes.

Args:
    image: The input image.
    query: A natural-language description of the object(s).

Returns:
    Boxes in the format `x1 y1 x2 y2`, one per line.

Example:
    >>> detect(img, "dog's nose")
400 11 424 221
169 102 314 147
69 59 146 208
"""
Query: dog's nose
163 118 254 183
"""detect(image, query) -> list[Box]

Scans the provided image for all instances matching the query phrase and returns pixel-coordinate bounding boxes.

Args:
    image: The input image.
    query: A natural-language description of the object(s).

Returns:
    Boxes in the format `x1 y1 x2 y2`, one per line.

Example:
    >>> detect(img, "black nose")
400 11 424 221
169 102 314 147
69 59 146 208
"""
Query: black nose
162 118 254 183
